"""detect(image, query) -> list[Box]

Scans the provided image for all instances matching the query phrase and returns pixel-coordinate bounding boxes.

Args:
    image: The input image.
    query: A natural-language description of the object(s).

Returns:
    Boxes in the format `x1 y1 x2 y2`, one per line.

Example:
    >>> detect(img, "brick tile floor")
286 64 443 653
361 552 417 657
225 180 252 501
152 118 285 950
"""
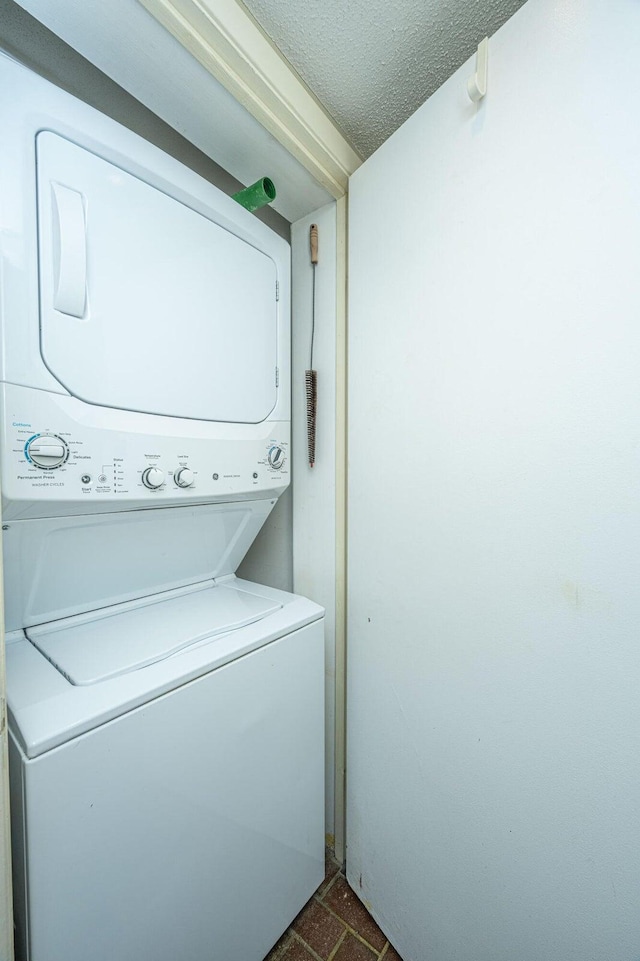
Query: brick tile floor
263 853 404 961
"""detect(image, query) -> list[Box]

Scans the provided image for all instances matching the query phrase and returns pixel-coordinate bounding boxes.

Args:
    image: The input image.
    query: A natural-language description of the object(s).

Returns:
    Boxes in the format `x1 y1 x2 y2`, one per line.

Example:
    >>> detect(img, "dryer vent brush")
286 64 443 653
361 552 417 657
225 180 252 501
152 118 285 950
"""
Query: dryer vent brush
306 223 318 468
305 368 317 467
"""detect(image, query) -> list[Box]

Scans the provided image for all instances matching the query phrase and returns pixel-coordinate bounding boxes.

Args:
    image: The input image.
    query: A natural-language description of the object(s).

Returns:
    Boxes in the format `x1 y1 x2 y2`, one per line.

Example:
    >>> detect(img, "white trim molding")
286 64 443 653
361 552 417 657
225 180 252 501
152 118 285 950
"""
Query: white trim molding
137 0 362 197
333 194 348 865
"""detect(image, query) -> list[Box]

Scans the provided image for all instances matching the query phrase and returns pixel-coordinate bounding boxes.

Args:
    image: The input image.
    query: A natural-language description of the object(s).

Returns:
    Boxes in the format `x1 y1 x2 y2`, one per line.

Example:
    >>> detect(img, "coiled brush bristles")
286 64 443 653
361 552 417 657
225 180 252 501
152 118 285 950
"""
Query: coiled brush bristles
305 368 317 468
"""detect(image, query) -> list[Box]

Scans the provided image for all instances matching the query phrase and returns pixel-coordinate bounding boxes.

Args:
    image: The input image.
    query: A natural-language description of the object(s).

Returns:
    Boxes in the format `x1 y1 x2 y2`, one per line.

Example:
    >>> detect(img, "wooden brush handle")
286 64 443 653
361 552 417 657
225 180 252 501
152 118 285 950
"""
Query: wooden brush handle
310 223 319 265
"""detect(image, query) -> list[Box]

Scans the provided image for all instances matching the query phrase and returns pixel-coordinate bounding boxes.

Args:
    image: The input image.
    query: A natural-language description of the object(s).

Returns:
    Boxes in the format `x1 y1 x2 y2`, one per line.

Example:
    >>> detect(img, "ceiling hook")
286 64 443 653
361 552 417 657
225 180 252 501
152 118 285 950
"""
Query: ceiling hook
467 37 488 102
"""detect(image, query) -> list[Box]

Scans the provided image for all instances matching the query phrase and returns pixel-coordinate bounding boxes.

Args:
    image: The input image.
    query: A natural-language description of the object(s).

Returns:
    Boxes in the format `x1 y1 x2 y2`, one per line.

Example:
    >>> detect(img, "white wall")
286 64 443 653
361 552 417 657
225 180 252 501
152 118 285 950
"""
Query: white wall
347 1 640 959
292 204 337 841
237 490 293 592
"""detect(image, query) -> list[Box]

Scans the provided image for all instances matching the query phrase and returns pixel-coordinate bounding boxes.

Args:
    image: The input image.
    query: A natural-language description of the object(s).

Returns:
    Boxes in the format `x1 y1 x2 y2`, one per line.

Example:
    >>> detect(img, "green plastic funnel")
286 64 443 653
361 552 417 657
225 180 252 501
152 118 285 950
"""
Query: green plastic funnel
232 177 276 212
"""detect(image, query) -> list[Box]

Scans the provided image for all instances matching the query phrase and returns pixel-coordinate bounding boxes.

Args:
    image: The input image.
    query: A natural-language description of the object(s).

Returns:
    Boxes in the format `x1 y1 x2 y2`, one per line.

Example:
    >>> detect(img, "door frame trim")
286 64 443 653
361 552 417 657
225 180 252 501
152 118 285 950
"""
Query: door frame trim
137 0 362 198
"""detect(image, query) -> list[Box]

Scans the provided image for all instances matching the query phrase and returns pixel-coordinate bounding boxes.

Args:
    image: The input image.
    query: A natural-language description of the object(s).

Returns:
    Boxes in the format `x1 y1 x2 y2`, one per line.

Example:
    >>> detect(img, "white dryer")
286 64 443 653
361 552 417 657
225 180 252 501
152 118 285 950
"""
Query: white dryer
0 53 324 961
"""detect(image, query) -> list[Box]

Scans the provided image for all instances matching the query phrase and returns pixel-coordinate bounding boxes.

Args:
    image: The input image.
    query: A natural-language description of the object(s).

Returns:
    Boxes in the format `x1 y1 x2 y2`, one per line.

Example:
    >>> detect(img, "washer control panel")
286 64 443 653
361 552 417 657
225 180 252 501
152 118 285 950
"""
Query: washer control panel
2 385 290 520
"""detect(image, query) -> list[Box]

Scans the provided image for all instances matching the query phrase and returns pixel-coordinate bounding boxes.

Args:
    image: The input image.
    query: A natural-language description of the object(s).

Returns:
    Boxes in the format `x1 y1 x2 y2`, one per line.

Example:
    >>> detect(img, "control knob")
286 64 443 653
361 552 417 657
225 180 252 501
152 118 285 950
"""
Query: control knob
174 468 194 488
142 467 165 489
268 446 285 470
26 434 68 469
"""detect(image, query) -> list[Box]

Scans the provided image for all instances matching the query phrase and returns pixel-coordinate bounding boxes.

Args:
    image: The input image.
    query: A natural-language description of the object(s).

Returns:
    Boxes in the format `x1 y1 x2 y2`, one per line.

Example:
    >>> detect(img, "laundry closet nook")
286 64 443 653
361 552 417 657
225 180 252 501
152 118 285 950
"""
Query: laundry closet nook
0 2 639 961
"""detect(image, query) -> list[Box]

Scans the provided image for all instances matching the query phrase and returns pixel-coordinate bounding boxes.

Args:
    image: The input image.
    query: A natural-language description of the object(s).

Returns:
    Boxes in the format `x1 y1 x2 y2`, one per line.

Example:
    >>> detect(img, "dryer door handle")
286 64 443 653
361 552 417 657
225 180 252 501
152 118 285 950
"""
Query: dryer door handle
51 182 87 318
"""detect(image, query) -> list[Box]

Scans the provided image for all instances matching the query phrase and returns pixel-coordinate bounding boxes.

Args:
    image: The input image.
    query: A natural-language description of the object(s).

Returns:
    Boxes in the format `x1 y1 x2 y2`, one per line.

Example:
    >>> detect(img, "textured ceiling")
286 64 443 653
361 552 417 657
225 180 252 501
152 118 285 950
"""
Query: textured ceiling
241 0 528 158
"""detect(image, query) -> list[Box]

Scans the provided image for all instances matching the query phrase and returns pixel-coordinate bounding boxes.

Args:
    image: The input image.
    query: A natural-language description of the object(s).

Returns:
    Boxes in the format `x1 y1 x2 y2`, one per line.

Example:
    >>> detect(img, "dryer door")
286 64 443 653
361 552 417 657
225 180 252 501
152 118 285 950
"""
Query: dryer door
36 132 278 423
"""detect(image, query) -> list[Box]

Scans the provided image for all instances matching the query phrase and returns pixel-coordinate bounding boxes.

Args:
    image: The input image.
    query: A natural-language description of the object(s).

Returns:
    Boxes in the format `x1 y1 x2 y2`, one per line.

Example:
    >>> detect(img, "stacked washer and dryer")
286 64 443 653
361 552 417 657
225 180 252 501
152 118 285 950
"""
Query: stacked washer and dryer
0 54 325 961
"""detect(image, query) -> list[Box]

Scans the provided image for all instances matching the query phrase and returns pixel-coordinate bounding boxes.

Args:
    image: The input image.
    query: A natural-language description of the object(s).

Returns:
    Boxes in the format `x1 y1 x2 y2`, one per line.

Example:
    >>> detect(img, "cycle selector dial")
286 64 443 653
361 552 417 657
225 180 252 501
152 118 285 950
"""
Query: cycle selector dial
142 467 165 489
174 468 194 488
26 434 69 469
268 446 285 470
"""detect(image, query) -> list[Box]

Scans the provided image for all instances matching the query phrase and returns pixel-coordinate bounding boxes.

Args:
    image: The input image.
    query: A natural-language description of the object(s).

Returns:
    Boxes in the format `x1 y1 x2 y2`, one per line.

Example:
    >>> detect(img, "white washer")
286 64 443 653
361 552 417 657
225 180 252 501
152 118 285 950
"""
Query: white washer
0 52 325 961
8 577 324 961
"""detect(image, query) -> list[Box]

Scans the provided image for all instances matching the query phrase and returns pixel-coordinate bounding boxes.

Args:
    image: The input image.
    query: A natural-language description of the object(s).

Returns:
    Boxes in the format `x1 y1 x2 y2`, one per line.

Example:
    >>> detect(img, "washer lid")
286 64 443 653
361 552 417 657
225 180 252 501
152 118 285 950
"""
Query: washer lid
26 581 281 685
